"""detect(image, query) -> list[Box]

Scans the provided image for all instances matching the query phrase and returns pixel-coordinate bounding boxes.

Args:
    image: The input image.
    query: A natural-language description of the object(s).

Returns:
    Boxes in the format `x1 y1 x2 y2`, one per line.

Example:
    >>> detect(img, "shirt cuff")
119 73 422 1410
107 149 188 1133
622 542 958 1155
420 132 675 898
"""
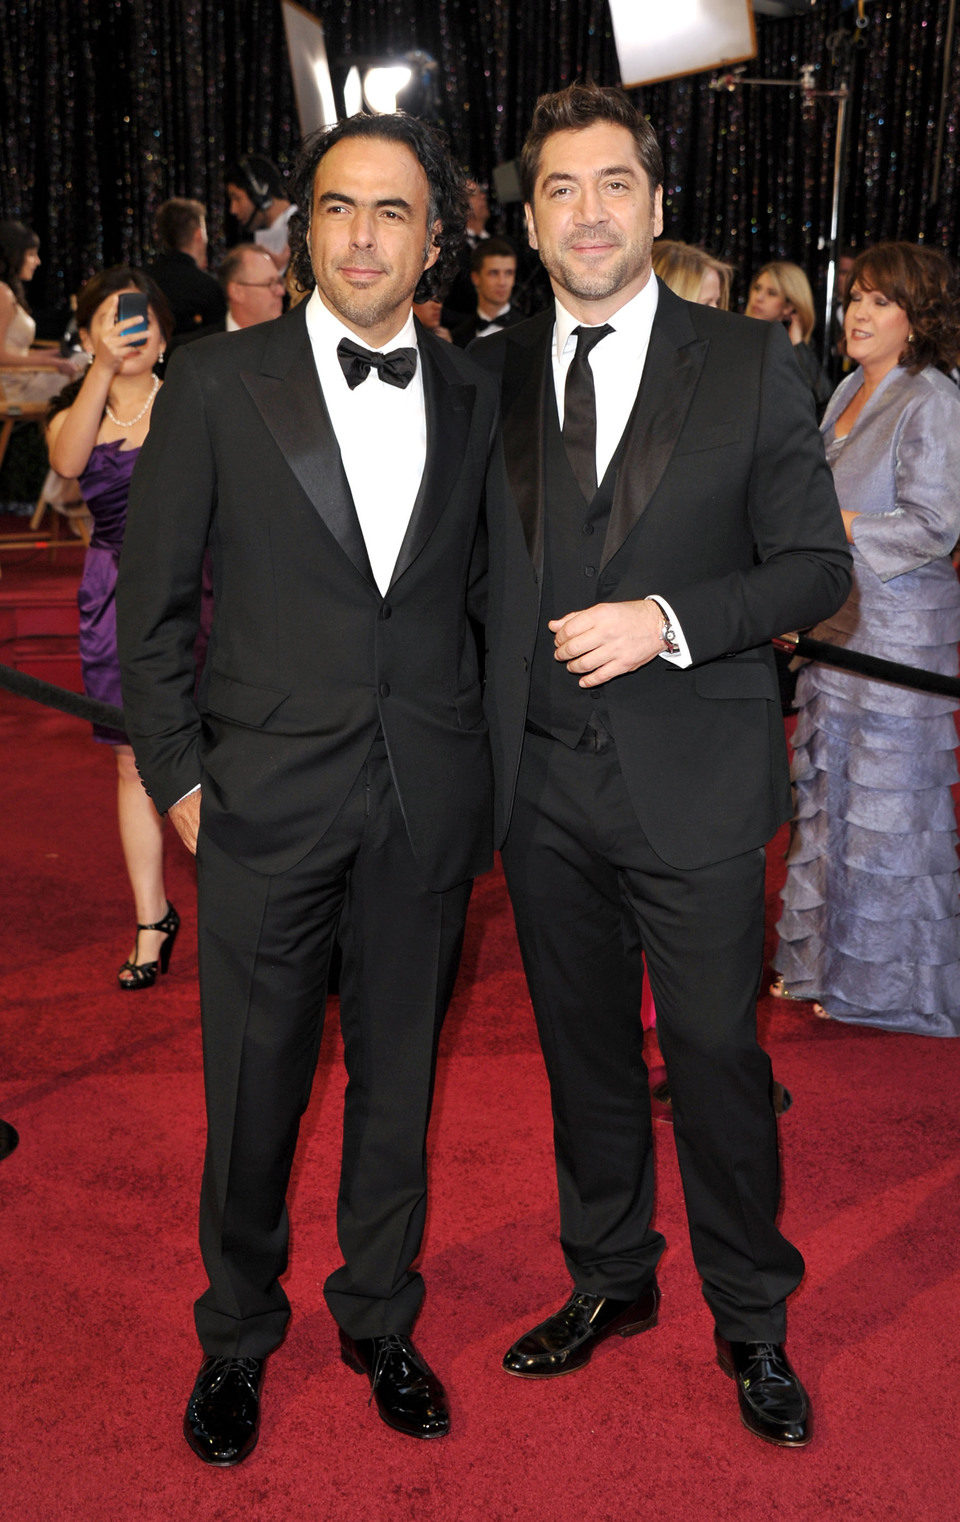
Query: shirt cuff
646 595 692 669
171 783 201 808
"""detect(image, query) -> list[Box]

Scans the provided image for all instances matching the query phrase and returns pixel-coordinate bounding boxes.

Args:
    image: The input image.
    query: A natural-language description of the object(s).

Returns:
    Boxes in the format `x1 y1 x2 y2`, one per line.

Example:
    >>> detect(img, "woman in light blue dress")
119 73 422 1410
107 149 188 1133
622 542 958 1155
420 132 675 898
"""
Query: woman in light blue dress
773 243 960 1035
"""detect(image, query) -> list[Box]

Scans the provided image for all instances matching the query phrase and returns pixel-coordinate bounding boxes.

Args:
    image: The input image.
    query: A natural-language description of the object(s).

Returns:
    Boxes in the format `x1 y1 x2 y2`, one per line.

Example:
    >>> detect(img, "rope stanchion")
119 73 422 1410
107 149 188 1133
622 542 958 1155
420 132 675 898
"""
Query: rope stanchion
0 660 124 730
773 634 960 701
2 636 957 735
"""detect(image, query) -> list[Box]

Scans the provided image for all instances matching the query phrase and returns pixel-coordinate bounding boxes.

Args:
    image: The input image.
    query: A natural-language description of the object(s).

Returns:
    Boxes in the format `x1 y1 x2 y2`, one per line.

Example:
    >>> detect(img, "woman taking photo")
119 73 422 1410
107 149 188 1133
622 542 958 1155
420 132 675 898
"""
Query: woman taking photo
772 243 960 1036
47 266 179 990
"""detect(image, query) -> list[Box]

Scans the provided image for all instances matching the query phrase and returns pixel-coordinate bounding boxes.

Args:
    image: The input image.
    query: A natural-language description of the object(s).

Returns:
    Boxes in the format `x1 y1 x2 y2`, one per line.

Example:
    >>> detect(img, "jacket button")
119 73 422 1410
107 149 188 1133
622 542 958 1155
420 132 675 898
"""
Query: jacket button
584 565 596 578
379 682 390 698
380 603 392 619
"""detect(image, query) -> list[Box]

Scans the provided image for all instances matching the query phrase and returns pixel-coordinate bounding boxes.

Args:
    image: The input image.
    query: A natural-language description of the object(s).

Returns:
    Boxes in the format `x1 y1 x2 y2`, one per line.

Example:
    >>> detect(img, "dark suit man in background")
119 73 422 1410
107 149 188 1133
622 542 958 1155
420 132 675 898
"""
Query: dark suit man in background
147 198 226 339
478 84 851 1448
118 113 498 1464
452 238 525 346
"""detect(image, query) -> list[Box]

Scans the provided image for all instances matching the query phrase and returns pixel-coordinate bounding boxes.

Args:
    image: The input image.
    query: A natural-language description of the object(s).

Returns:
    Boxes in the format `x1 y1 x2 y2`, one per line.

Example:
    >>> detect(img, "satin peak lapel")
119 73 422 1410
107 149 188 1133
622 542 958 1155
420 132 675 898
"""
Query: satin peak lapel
501 313 552 573
601 309 707 570
241 313 374 585
390 334 475 587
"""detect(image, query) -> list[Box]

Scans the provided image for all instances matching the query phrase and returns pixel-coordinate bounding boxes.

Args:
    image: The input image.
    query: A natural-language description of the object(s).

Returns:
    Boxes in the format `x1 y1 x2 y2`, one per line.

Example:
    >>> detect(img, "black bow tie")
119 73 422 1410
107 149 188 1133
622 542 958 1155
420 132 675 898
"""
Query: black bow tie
336 337 418 390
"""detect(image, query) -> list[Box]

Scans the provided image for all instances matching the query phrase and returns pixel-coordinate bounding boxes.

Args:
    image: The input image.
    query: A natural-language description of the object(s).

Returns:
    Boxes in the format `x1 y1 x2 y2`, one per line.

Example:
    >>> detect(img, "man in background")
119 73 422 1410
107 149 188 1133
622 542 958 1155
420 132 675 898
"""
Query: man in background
453 238 524 346
224 155 297 272
147 198 226 338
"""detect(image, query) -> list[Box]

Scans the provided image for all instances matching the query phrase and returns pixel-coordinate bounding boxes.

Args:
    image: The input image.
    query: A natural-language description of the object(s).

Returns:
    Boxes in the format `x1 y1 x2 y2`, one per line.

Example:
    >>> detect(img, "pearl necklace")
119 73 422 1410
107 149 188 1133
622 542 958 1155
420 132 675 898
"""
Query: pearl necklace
105 372 160 428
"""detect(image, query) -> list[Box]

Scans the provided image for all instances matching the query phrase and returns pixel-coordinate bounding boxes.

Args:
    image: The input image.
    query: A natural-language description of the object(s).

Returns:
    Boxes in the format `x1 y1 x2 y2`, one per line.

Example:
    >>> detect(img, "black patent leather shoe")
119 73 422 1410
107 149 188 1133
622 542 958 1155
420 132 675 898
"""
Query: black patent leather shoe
339 1331 449 1439
715 1334 811 1447
183 1354 265 1466
502 1282 660 1378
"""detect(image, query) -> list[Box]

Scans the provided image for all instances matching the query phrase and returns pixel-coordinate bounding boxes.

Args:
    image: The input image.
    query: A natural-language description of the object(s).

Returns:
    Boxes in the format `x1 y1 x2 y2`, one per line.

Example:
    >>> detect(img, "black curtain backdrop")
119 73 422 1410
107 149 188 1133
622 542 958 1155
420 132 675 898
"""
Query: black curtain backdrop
1 1 958 326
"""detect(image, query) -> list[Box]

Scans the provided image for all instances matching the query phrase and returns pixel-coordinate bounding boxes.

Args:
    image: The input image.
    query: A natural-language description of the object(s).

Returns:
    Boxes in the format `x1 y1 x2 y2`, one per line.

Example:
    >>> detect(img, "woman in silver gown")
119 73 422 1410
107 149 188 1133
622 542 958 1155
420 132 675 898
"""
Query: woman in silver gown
773 243 960 1036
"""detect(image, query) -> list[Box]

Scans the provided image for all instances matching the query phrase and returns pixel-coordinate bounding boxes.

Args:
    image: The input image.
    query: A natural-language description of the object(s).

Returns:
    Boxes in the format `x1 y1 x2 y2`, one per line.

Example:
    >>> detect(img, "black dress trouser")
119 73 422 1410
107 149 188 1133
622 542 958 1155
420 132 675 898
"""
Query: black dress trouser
500 724 804 1343
192 737 472 1356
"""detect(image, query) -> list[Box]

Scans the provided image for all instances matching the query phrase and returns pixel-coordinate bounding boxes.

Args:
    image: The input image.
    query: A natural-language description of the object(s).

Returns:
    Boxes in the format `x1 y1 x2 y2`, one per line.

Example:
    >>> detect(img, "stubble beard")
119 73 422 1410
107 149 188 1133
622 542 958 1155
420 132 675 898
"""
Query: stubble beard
541 230 654 307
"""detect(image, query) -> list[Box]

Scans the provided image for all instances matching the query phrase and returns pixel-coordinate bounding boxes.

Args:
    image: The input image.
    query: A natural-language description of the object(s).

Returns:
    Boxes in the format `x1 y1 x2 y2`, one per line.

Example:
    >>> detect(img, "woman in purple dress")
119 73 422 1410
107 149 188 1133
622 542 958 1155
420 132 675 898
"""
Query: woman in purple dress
772 244 960 1035
48 267 178 989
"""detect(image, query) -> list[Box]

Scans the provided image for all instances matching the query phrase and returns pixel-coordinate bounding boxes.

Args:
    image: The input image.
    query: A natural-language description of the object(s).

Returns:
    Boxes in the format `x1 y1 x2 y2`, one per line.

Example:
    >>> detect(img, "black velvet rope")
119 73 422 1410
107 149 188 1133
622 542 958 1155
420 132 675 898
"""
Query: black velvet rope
2 636 959 733
0 661 124 729
773 635 960 700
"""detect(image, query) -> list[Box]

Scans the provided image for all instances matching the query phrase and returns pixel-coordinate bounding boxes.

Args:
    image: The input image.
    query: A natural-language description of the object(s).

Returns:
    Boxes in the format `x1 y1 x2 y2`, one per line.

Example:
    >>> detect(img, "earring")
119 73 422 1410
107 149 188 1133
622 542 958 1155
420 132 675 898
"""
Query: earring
907 333 914 344
158 348 166 364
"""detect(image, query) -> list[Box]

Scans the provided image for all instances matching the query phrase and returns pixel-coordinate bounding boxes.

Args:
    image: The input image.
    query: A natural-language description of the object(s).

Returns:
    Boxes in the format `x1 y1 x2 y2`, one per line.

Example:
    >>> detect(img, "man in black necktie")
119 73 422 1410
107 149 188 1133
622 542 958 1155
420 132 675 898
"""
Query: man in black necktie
117 114 500 1463
476 83 851 1447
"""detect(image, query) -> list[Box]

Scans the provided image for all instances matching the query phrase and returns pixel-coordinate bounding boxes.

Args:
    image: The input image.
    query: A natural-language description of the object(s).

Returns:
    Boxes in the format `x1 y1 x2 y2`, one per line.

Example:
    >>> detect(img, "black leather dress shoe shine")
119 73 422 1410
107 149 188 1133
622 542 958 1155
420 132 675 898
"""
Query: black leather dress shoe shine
183 1354 265 1466
715 1334 811 1447
502 1283 660 1378
340 1331 449 1439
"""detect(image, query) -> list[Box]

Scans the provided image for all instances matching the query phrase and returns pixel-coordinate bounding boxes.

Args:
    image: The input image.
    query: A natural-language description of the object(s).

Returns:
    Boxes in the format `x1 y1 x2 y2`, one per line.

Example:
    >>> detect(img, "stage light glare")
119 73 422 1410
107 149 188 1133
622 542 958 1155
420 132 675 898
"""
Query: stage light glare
343 66 363 118
362 65 413 115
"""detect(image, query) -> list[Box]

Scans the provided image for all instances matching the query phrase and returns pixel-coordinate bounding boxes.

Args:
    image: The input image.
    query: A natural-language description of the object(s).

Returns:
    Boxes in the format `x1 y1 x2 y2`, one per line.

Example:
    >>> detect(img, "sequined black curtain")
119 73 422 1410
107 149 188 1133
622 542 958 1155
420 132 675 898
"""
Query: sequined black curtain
1 1 957 321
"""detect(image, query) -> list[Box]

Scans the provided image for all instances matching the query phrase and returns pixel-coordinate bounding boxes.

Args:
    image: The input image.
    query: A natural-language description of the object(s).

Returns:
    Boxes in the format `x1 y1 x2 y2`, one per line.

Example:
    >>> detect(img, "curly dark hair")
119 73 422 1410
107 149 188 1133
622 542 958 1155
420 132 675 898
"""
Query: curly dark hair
286 112 467 303
48 266 174 419
844 243 960 375
519 81 664 205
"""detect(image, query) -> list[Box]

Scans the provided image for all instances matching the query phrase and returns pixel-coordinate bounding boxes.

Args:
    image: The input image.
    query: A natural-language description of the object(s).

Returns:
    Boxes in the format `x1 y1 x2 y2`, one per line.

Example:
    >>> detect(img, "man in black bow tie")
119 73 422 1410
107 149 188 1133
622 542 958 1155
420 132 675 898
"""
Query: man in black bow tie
477 83 851 1448
118 113 499 1463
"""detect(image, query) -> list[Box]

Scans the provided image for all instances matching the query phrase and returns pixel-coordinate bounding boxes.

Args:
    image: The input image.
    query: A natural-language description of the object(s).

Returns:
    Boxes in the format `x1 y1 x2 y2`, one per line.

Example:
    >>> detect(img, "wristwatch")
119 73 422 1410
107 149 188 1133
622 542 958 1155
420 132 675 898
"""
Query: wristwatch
653 605 680 655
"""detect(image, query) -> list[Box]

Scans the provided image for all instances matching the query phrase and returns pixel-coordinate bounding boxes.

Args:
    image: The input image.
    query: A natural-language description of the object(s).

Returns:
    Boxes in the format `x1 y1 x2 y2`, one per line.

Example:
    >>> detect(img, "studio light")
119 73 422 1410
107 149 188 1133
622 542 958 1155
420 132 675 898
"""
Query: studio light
340 51 439 119
608 0 756 87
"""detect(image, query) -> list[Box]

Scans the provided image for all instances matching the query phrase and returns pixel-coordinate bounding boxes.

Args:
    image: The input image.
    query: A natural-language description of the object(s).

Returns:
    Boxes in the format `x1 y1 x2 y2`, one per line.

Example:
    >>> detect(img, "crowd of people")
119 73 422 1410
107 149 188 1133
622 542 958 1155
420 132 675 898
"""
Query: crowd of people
3 80 960 1474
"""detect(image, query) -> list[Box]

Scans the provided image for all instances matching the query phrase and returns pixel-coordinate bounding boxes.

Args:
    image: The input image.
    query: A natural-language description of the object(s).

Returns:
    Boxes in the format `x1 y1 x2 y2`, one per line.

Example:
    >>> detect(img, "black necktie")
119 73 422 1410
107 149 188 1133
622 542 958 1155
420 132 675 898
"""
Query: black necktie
562 324 612 501
336 337 418 390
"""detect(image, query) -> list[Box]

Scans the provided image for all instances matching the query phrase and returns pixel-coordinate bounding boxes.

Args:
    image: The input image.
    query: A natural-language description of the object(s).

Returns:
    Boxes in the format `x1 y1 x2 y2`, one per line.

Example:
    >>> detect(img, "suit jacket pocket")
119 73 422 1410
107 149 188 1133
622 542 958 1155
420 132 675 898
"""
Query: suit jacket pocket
694 659 777 701
203 668 290 726
673 421 742 456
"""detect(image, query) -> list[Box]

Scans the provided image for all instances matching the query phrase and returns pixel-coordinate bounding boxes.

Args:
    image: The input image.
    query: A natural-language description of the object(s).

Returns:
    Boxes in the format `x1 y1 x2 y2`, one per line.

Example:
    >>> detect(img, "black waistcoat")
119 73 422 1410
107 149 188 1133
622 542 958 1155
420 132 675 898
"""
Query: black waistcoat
527 367 628 745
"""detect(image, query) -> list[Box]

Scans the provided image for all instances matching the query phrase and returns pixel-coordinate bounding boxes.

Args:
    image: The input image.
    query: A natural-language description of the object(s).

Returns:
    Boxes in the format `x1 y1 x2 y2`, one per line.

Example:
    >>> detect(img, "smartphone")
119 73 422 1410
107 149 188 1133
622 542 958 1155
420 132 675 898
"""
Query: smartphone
116 291 150 347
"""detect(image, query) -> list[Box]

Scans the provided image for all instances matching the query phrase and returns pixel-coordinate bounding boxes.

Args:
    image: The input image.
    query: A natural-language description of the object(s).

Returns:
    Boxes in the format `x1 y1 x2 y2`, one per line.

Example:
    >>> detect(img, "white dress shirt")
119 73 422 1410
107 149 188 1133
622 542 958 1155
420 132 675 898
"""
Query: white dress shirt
551 278 691 667
305 288 427 597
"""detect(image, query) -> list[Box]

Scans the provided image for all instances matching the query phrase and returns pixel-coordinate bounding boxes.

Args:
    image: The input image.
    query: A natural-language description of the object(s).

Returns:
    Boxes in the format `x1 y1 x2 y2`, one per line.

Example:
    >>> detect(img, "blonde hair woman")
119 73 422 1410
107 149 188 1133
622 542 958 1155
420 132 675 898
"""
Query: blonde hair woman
652 240 732 309
746 260 830 412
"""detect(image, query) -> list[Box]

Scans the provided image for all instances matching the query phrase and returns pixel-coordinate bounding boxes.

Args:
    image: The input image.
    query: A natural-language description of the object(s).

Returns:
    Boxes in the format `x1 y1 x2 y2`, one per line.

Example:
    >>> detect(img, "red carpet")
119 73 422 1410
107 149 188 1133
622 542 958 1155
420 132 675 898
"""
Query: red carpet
2 683 959 1521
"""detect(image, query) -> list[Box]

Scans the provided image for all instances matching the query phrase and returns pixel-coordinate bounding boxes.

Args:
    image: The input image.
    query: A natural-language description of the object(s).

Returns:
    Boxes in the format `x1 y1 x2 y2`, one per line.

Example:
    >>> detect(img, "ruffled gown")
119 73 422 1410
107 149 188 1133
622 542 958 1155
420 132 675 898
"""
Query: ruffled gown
77 440 139 744
774 365 960 1036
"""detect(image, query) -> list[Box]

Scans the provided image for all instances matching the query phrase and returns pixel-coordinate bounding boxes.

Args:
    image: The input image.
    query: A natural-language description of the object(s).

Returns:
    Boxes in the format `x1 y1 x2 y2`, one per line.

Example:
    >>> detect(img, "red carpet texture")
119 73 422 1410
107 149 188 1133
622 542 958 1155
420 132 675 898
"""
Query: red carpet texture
2 689 959 1522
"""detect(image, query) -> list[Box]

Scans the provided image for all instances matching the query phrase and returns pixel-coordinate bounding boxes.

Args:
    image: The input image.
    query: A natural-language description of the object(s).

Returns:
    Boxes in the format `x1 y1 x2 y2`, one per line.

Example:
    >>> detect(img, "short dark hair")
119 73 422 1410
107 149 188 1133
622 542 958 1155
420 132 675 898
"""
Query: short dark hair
471 237 516 274
845 242 960 374
224 155 286 204
519 81 664 205
286 112 467 302
154 198 206 254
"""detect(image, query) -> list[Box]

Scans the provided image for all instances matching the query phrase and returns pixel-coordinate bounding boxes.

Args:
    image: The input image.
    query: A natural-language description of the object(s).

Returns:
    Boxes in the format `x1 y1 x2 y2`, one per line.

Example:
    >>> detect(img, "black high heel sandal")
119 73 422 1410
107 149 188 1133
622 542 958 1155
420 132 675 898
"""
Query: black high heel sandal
117 903 180 991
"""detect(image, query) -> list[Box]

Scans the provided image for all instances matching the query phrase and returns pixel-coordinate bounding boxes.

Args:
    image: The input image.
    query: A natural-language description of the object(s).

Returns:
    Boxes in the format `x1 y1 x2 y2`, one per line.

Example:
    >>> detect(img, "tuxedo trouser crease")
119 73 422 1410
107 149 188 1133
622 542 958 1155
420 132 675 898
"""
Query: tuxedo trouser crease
193 736 471 1356
500 727 804 1342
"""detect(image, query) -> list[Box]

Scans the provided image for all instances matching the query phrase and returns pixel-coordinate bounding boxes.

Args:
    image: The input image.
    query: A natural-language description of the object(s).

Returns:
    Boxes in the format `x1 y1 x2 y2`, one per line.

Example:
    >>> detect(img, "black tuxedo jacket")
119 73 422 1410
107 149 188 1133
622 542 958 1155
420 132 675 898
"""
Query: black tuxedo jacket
117 302 497 887
478 283 852 869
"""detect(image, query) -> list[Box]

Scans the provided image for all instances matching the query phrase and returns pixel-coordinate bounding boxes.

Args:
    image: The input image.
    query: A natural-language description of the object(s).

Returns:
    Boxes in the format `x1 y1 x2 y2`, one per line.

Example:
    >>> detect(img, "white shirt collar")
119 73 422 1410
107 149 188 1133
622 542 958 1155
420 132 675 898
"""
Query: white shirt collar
304 286 418 357
553 273 659 360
